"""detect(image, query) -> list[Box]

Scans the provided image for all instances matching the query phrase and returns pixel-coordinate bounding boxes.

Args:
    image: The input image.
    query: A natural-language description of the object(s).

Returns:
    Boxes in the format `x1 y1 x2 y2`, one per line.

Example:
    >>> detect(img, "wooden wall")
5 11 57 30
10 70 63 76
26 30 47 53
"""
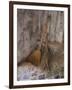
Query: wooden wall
17 9 64 63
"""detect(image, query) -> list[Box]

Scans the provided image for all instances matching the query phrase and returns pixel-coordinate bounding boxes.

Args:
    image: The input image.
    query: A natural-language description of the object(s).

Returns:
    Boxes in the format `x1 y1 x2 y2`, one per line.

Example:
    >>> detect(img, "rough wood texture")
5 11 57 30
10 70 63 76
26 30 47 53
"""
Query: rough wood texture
17 9 64 80
17 9 64 66
40 11 49 69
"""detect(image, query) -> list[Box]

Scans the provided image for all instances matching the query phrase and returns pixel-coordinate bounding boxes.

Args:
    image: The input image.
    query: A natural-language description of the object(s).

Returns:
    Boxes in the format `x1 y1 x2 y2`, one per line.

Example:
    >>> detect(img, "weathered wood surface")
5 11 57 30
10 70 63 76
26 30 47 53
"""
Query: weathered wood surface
17 9 64 64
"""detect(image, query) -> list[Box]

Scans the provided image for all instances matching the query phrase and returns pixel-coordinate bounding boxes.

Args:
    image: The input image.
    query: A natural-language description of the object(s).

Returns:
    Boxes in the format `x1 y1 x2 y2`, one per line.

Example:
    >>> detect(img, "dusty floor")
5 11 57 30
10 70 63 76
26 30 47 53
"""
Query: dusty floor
17 54 64 81
17 62 48 80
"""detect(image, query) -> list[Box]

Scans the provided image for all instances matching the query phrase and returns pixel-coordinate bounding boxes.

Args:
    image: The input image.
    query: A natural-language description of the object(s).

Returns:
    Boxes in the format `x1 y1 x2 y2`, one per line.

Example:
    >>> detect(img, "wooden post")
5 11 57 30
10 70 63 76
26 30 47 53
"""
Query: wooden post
40 11 49 70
